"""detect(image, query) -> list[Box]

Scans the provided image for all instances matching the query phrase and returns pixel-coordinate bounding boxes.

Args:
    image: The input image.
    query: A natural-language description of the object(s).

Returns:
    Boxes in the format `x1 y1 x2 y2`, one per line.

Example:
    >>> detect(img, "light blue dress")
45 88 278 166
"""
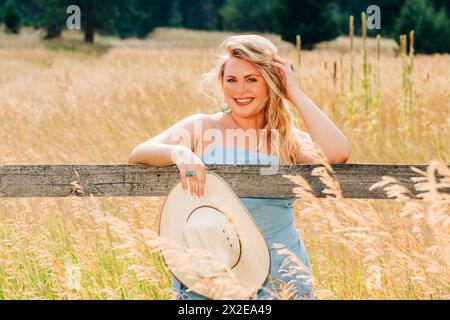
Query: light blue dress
171 145 315 300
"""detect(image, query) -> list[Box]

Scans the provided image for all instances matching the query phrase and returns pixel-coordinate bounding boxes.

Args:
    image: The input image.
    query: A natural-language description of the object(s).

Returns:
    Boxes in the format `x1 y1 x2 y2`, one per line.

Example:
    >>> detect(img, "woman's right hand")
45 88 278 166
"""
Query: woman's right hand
173 146 206 198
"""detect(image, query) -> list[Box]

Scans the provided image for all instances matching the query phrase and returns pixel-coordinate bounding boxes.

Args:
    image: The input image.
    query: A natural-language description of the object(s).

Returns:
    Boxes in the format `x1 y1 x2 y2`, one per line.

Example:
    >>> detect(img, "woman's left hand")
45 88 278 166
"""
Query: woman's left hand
272 55 299 102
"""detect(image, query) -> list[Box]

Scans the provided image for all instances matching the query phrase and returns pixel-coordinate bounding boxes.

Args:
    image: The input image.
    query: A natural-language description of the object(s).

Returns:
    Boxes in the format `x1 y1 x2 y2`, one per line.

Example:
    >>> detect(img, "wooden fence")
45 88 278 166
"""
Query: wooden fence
1 163 447 199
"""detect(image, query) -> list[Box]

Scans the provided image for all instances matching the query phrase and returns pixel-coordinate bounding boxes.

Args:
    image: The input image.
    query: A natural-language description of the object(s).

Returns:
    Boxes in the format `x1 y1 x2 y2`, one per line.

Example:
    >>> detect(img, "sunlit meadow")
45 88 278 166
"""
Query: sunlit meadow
0 27 448 299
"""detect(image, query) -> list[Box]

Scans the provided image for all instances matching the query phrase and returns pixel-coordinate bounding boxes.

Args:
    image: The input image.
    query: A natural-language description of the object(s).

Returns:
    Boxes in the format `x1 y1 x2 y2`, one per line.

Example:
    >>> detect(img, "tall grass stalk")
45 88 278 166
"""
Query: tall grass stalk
409 30 415 127
348 15 355 122
361 12 371 117
339 55 344 103
324 61 329 110
332 60 337 118
400 34 408 115
375 34 381 124
296 35 302 89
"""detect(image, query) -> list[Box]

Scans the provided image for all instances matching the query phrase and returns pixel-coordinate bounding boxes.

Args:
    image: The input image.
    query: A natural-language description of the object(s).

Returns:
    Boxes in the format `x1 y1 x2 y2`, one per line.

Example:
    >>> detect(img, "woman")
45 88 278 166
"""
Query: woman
128 35 350 299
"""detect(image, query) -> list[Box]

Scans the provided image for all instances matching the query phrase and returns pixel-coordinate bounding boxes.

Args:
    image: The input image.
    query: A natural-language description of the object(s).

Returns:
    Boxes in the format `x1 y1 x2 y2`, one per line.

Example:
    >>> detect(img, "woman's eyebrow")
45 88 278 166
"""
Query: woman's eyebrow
225 74 261 78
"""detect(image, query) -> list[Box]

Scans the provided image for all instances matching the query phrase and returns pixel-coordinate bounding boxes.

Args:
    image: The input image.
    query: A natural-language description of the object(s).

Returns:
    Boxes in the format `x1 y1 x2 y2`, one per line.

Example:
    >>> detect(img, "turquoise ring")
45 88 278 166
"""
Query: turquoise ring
187 169 195 177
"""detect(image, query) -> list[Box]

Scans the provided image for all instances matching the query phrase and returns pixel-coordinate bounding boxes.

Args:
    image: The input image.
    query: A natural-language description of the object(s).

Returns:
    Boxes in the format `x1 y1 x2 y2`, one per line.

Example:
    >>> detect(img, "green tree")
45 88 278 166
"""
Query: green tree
114 0 173 38
220 0 273 32
76 0 124 43
168 0 183 27
16 0 44 28
203 0 227 30
172 0 225 30
431 0 450 15
41 0 67 39
273 0 339 49
394 0 450 53
3 0 21 33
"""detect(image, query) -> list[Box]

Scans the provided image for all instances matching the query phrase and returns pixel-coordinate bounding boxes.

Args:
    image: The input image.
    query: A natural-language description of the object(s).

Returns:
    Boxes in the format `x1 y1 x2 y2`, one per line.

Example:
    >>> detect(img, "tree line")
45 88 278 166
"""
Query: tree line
1 0 449 53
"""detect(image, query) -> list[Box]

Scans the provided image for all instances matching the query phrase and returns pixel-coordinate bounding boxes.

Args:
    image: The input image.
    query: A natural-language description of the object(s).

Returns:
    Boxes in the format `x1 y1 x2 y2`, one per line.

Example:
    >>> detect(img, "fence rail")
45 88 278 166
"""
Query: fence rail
1 163 448 199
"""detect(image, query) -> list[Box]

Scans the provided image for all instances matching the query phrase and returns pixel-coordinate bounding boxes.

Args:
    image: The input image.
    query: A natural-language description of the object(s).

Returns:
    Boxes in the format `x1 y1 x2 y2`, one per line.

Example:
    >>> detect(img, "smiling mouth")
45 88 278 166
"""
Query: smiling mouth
234 98 254 105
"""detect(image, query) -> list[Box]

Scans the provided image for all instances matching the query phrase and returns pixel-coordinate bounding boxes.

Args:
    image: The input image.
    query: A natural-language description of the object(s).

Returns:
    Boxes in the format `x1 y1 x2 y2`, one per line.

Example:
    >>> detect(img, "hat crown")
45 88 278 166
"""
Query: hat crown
182 206 240 276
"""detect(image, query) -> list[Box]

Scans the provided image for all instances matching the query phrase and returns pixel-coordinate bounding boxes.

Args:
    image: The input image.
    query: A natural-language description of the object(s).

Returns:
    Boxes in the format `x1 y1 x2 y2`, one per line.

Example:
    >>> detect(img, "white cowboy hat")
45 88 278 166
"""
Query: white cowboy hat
159 172 271 299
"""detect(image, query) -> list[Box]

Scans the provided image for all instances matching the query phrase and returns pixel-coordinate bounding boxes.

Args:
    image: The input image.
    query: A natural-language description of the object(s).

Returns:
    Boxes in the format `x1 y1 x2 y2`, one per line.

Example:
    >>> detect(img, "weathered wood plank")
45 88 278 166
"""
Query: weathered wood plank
0 164 447 199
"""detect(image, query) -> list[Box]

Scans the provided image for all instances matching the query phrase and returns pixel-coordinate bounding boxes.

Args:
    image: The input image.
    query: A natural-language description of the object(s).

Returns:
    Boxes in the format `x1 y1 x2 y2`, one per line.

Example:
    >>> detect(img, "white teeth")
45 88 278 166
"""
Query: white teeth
236 98 253 103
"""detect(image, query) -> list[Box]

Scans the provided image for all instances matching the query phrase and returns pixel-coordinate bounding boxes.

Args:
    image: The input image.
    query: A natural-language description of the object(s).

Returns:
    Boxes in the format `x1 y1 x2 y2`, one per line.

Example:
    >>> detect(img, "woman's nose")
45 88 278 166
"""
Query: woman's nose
235 82 247 94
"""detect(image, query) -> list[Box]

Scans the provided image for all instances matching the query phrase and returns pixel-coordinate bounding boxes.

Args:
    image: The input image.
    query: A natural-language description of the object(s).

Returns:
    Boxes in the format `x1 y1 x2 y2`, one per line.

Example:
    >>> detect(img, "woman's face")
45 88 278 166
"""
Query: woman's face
222 57 269 118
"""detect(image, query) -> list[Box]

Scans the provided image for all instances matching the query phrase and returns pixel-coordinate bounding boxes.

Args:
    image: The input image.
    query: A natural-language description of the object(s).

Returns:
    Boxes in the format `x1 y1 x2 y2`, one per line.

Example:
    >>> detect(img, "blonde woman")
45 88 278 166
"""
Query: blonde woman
128 35 350 299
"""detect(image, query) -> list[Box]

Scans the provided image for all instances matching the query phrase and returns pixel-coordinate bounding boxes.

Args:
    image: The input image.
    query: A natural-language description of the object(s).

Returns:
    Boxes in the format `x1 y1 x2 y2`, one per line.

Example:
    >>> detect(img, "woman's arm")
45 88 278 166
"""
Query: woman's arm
290 90 350 164
128 113 208 166
128 113 210 198
128 141 191 167
272 55 350 164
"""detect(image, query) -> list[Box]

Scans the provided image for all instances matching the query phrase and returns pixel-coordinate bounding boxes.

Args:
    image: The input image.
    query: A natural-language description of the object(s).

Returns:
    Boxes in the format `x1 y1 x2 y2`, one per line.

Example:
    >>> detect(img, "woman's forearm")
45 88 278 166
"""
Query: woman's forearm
128 141 190 167
290 89 350 162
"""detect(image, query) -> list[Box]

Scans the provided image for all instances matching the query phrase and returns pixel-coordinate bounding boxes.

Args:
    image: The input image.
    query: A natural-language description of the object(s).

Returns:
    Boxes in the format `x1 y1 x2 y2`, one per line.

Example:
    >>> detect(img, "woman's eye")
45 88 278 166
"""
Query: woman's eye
226 79 256 83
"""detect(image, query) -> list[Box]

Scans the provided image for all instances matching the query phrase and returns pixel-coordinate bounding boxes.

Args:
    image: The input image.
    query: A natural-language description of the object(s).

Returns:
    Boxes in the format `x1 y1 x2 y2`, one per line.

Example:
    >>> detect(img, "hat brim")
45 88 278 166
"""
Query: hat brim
159 172 271 299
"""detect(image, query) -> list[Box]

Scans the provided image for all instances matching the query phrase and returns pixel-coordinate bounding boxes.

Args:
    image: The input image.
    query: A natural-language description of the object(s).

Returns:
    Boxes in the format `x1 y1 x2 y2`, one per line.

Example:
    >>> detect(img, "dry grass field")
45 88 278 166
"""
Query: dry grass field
0 27 448 299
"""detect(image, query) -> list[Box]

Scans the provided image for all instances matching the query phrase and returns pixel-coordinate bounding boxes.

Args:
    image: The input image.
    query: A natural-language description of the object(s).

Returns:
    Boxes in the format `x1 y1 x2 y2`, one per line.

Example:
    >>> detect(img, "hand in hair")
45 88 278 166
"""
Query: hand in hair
272 55 298 102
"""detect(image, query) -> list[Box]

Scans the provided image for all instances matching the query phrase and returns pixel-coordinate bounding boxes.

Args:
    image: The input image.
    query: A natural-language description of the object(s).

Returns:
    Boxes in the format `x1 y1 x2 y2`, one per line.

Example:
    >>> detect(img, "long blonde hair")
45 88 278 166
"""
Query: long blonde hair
198 34 301 165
